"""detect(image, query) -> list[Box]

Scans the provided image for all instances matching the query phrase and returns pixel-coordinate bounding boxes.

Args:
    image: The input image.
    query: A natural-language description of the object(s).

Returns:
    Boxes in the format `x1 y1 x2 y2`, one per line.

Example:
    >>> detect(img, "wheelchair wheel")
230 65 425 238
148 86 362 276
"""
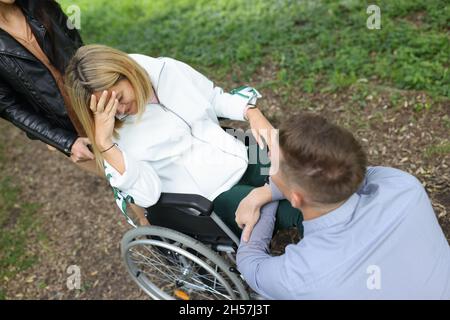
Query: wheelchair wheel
121 226 249 300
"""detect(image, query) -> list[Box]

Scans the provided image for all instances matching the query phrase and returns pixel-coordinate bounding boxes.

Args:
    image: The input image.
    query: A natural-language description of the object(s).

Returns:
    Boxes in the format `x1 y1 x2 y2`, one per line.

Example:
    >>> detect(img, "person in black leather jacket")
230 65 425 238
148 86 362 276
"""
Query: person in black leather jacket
0 0 95 165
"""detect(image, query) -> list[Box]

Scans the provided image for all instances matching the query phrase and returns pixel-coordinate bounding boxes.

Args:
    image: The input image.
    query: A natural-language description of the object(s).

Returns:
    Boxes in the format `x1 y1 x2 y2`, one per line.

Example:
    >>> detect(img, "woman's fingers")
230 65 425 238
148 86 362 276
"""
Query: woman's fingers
90 94 97 113
80 146 95 160
260 129 272 150
105 91 116 114
93 90 118 117
251 128 265 150
248 112 276 150
70 139 95 162
253 126 276 151
96 90 108 113
109 97 119 117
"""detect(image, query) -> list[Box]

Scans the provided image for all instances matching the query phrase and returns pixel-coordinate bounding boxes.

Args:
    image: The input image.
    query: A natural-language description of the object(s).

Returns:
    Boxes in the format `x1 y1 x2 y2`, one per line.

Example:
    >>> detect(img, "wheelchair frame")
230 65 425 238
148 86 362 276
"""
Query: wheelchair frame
120 193 252 300
119 127 261 300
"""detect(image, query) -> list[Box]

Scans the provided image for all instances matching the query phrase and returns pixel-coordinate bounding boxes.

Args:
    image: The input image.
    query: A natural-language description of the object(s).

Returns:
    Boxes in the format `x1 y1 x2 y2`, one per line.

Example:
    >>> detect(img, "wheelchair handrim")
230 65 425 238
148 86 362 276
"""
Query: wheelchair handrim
124 239 237 300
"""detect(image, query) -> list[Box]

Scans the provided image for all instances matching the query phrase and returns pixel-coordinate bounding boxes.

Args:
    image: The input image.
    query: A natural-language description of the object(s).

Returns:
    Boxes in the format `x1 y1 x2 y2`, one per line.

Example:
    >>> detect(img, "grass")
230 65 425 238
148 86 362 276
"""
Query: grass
443 115 450 129
57 0 449 100
425 141 450 158
0 145 42 300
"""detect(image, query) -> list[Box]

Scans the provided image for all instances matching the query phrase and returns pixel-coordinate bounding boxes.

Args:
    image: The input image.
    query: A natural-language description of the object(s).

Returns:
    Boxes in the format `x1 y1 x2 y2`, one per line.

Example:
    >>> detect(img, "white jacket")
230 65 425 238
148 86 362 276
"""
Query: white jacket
105 54 251 208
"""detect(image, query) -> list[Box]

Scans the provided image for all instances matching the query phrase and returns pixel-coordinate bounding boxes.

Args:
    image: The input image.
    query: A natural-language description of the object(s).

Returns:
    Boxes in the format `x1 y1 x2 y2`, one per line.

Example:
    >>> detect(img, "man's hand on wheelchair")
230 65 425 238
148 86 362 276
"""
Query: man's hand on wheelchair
235 184 272 242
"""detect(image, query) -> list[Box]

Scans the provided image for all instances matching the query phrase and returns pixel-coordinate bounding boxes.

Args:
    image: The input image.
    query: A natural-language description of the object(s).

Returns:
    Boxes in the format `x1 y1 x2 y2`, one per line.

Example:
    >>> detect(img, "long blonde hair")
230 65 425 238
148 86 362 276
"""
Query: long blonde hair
65 44 152 170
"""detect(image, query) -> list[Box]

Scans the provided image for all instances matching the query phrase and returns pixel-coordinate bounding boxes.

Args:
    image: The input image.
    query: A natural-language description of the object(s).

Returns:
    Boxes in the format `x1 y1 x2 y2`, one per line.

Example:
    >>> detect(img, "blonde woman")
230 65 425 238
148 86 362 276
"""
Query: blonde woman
65 44 303 235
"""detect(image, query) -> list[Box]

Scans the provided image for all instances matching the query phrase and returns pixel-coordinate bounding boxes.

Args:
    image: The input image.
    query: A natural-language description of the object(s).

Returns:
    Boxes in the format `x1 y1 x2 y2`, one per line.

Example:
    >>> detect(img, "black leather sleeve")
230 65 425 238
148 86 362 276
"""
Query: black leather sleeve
0 77 78 156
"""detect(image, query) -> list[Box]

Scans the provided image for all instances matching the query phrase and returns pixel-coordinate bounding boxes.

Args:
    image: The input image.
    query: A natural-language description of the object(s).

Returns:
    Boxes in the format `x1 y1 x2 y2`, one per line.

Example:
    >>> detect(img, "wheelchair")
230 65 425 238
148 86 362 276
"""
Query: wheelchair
120 129 261 300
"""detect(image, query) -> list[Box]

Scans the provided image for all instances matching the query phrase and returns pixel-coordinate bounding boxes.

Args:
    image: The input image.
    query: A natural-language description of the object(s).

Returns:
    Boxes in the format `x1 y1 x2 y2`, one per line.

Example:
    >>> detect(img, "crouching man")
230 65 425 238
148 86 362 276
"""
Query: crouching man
236 112 450 299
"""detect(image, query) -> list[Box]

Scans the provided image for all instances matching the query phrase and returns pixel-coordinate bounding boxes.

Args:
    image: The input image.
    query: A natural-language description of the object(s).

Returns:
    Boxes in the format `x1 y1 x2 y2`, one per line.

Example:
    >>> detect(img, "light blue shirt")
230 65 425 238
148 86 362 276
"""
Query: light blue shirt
237 167 450 299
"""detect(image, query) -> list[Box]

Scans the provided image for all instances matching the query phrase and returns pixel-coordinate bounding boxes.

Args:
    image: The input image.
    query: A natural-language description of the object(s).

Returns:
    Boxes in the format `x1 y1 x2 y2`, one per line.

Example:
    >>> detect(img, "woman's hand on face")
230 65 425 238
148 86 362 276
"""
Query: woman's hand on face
70 137 94 162
90 90 119 149
246 107 276 151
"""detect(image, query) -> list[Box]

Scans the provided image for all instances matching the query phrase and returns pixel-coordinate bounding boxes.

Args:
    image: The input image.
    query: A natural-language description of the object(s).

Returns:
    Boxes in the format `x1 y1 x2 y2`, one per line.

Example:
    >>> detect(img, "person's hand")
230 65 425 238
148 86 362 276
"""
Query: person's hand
90 90 119 149
70 137 94 162
246 107 276 151
235 185 272 242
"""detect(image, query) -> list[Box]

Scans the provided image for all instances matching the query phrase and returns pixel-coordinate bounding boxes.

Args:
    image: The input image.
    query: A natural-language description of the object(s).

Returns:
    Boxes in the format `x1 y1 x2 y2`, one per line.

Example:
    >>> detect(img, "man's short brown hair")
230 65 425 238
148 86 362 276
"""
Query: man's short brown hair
278 112 367 204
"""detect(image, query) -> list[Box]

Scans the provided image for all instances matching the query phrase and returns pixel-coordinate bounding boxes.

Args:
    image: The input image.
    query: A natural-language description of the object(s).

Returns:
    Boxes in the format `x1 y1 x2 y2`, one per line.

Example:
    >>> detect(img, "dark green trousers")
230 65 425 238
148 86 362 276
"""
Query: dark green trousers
213 146 303 237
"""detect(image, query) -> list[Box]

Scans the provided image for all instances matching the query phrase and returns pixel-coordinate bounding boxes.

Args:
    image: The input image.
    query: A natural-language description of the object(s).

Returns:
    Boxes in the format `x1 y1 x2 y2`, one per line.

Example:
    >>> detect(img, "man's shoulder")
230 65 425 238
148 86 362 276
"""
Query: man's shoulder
365 166 423 191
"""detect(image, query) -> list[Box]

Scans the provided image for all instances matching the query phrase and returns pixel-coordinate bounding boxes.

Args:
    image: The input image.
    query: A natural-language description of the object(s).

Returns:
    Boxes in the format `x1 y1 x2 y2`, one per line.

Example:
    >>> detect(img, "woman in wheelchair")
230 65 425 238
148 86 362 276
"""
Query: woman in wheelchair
65 44 303 238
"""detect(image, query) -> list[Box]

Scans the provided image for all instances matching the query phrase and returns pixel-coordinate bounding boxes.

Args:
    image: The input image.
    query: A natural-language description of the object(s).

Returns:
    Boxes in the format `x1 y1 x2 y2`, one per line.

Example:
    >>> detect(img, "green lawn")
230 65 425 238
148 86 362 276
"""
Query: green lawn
0 145 42 300
58 0 449 98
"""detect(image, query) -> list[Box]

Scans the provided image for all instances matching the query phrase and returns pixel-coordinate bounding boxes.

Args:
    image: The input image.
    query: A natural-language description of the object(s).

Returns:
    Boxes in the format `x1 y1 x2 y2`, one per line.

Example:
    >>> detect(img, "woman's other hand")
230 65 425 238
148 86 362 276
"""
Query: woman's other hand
246 107 276 151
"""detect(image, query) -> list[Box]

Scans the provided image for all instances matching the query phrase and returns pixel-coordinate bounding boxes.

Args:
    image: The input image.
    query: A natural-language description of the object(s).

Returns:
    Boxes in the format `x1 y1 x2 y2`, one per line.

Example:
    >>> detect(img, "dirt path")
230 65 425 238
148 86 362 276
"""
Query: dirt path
0 86 449 299
0 120 147 299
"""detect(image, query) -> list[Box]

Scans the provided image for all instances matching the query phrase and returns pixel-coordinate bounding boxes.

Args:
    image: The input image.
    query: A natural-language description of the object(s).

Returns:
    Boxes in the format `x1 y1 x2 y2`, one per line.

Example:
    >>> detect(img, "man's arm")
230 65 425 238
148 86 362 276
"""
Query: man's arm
235 176 287 242
269 176 286 201
236 181 293 299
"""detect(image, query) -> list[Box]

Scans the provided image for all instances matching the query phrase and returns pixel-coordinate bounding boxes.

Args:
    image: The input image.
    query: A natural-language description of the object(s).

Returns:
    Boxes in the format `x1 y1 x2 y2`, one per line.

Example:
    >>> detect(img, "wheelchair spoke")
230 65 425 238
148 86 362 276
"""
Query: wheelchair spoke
130 248 200 295
123 228 247 300
173 261 236 299
130 248 179 280
133 245 193 280
131 246 203 288
129 244 235 299
141 242 179 271
170 277 231 300
131 245 193 282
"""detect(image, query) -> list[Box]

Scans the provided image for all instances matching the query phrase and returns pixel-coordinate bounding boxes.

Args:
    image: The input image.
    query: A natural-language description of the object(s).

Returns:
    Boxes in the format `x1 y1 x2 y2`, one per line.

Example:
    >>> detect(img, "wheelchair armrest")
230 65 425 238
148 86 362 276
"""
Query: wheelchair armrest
147 192 213 216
